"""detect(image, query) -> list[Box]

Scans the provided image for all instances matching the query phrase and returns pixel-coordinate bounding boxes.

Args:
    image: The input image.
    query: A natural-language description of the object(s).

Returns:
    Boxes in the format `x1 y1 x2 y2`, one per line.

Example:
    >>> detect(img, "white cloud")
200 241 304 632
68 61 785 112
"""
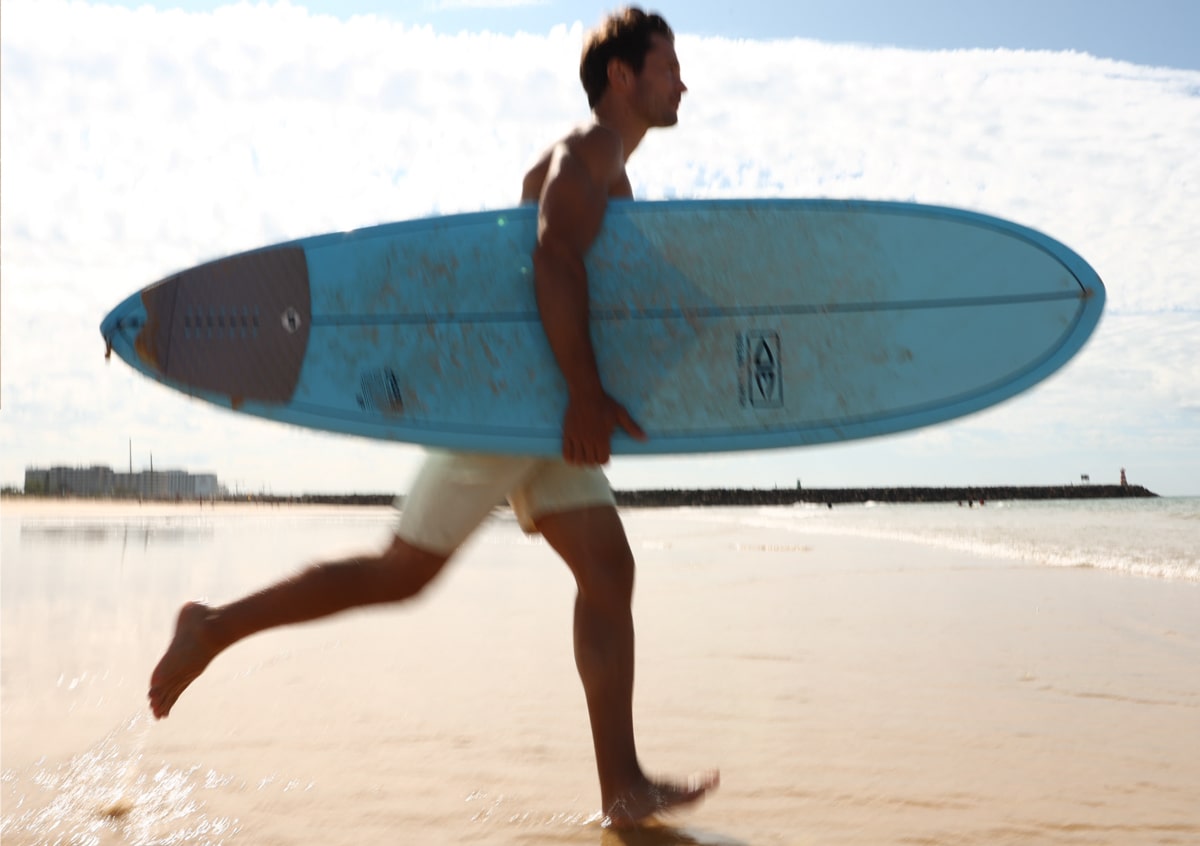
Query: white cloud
2 0 1198 494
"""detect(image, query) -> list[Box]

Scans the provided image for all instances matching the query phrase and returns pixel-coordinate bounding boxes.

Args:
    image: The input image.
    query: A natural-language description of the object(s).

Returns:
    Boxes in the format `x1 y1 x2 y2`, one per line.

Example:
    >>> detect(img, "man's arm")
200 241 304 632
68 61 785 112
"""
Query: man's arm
532 129 646 465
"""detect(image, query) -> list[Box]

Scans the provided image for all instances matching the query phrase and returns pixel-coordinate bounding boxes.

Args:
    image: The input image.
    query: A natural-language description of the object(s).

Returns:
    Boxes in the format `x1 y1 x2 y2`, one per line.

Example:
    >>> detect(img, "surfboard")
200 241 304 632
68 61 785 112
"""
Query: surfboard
100 199 1104 455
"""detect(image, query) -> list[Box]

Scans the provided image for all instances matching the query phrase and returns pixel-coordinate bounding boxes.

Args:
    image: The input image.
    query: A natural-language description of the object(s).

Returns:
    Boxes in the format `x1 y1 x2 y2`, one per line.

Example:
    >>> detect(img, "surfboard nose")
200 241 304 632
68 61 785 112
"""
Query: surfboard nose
100 291 148 360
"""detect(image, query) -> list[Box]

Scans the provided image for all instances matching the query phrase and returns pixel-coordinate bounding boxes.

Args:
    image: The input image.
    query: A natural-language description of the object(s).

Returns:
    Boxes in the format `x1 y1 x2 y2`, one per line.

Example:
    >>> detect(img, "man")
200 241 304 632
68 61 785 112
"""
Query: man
148 6 716 830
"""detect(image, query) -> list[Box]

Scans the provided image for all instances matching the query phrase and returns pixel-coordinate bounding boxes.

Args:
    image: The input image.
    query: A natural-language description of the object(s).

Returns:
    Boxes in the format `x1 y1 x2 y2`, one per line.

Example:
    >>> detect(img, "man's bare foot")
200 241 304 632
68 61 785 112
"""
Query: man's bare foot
148 601 221 719
602 771 720 830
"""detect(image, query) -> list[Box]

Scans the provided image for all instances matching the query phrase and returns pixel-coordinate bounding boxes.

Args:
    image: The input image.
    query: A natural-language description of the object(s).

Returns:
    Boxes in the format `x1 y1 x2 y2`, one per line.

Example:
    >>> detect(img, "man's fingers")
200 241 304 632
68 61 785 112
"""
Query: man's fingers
617 406 648 441
562 397 641 465
564 437 603 466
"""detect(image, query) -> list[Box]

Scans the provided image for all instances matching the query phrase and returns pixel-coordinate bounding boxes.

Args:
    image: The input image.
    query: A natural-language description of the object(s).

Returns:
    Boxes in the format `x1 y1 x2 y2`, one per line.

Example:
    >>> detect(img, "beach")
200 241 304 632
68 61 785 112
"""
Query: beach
2 498 1198 845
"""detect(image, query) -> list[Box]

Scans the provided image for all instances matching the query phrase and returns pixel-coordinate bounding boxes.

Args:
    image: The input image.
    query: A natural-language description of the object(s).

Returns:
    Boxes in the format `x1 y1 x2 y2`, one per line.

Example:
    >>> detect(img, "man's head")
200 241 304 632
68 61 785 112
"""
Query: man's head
580 7 685 125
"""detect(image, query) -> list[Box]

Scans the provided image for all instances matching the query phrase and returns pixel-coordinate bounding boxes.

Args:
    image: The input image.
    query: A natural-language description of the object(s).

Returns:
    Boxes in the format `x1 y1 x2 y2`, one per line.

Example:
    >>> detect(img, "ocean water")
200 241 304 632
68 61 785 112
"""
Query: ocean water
710 496 1200 582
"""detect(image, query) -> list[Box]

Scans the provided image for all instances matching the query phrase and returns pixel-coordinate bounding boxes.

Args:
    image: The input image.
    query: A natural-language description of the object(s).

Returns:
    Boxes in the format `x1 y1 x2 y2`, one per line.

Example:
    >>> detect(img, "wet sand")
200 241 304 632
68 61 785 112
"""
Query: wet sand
2 500 1198 844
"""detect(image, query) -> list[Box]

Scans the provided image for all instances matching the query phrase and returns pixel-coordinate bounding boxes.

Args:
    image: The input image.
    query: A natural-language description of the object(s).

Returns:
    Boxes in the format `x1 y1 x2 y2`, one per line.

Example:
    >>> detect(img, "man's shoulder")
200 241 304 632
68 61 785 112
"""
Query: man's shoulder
563 122 623 161
523 122 627 203
557 123 625 189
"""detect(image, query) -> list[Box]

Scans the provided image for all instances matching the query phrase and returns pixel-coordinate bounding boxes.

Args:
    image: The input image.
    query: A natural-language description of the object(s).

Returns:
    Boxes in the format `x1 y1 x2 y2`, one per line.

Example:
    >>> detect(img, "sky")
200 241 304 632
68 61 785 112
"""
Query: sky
1 0 1198 497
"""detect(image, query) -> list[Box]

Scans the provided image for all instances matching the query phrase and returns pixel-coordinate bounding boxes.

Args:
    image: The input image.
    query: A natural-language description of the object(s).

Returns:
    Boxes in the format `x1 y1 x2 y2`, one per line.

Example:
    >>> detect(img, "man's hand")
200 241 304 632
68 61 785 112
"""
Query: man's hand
561 391 647 466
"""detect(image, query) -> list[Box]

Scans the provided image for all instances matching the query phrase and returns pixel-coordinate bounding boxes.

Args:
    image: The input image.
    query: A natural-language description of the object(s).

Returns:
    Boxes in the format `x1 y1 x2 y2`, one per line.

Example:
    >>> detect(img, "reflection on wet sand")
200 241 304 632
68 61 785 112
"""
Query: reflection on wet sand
19 517 215 546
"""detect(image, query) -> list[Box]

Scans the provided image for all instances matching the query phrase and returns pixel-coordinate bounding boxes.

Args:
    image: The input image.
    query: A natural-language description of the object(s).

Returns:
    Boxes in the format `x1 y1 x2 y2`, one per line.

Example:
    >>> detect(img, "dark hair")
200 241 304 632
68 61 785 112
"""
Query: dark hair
580 7 675 109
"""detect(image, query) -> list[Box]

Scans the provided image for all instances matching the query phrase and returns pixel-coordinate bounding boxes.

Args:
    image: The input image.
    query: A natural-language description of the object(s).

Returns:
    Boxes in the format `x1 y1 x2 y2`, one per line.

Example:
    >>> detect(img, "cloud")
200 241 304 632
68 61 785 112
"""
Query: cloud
2 0 1198 494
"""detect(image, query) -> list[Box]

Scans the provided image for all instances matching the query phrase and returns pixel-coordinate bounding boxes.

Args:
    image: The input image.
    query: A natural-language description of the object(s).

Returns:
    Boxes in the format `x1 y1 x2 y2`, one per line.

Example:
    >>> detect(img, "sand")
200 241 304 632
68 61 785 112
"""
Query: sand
2 501 1198 844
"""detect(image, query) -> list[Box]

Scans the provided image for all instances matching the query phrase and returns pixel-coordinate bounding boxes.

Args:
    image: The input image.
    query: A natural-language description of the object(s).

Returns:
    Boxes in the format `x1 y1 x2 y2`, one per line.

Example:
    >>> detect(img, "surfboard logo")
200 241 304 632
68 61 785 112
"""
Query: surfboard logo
738 332 783 409
281 307 303 334
357 367 404 414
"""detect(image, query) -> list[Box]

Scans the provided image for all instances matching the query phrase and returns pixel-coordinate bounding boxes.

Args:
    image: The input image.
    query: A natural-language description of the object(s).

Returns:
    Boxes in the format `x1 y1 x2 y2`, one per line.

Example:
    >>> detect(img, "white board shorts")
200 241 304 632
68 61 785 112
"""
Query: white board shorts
395 450 616 555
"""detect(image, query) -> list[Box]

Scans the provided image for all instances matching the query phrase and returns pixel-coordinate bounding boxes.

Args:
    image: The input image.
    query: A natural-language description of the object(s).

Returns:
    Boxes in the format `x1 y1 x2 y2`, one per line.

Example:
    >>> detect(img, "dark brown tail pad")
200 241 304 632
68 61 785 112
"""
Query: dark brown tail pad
136 247 310 405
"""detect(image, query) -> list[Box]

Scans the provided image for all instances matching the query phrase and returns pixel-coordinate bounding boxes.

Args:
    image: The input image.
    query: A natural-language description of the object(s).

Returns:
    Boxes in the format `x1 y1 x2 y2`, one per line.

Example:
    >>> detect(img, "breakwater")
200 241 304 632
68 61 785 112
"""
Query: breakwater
253 484 1158 508
613 485 1156 507
6 485 1156 508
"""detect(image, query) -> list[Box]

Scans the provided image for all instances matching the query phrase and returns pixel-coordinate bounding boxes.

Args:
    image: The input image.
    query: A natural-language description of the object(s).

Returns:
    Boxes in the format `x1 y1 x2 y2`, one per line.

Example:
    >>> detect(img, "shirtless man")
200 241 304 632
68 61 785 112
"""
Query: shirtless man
148 6 716 830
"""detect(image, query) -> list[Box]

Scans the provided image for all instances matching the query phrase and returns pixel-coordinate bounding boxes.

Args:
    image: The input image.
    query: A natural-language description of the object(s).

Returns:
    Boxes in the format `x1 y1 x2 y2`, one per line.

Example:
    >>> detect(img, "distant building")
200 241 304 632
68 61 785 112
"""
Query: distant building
24 466 115 497
23 465 222 499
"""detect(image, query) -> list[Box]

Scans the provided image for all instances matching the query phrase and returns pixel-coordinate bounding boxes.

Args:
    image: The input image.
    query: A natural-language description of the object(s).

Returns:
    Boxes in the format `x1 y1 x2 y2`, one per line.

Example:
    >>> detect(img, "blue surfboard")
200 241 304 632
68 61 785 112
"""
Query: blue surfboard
100 199 1104 455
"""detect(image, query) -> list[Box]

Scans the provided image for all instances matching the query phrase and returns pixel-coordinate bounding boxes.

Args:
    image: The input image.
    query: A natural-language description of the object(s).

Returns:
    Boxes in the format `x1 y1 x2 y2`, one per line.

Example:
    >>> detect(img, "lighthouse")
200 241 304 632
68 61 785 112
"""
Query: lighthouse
1120 467 1128 487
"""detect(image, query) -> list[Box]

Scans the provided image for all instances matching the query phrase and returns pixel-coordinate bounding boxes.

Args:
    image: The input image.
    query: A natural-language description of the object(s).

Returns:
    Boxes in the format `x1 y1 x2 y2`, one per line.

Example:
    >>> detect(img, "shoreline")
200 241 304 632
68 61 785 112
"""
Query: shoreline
2 483 1158 509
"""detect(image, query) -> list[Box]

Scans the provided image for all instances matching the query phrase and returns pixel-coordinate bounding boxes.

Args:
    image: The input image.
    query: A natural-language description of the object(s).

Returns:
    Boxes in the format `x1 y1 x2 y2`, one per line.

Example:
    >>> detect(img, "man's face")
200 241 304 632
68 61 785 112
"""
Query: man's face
633 33 687 127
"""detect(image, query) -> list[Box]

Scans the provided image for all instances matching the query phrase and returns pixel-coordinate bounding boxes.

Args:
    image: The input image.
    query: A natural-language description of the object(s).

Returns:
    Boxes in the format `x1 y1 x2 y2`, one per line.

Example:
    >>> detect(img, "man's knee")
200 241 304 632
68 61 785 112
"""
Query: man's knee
560 532 636 606
580 548 635 608
536 505 636 601
378 535 450 595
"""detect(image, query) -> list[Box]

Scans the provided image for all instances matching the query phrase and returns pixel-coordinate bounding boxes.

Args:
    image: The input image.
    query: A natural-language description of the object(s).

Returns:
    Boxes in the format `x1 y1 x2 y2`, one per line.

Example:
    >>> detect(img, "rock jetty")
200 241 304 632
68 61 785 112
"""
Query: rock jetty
613 484 1156 508
268 484 1156 508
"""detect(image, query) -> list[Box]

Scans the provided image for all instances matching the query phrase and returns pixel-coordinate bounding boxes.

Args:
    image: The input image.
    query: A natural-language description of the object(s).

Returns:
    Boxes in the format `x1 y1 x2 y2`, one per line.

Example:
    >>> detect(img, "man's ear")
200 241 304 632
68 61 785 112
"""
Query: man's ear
607 57 633 92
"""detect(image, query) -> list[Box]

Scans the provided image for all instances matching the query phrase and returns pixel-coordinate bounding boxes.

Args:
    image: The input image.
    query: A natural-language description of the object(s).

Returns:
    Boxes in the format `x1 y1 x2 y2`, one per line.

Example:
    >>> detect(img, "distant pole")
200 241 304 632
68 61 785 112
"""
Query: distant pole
129 439 133 475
